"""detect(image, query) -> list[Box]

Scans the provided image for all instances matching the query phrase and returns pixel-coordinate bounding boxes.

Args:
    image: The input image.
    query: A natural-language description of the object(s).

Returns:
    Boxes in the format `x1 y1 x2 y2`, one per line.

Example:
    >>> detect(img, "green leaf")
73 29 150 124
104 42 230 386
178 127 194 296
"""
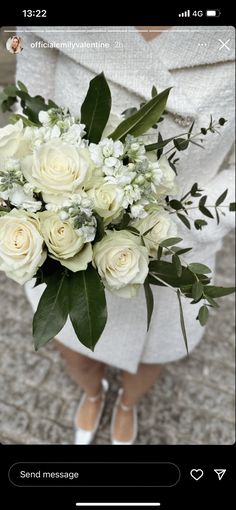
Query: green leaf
188 121 195 138
156 132 164 159
205 295 219 308
172 247 192 255
172 254 182 277
33 271 69 351
144 280 154 331
151 85 158 97
149 260 210 288
197 305 209 326
215 189 228 207
1 96 16 112
177 213 191 229
192 281 203 301
157 246 163 260
142 221 159 237
188 263 212 274
204 285 235 298
121 107 137 119
126 226 140 235
81 73 111 143
199 195 214 219
3 85 18 97
80 72 111 143
118 212 131 230
17 91 58 124
190 182 203 197
17 80 28 92
169 199 183 211
9 113 39 127
159 237 183 247
229 202 236 212
177 290 189 353
215 207 220 225
68 265 107 351
219 117 227 126
174 138 189 151
145 135 174 152
94 213 105 242
194 219 208 230
109 87 171 141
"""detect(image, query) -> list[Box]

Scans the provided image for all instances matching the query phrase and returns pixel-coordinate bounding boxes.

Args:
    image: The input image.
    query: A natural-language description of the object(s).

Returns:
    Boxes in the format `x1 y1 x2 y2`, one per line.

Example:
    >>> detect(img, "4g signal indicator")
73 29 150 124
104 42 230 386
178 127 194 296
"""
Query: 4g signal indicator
178 10 221 17
178 10 204 17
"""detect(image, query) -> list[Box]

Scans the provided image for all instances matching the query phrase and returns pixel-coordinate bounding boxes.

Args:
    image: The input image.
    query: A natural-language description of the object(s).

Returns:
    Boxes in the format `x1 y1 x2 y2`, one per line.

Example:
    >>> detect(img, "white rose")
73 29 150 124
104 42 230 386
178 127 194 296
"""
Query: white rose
39 211 92 271
0 120 24 158
93 230 149 298
133 210 177 256
88 183 124 224
0 209 46 284
22 139 93 203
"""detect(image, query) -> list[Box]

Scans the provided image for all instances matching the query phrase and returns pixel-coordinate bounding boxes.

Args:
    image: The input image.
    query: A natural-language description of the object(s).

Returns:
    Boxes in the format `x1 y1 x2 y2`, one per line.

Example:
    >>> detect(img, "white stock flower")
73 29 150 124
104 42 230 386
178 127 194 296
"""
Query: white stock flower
0 120 24 158
93 230 149 298
122 184 141 208
124 135 146 162
133 210 177 256
0 209 46 284
89 138 124 168
8 185 42 213
88 183 124 223
61 123 86 146
103 161 135 188
39 211 92 271
22 140 93 203
130 199 149 219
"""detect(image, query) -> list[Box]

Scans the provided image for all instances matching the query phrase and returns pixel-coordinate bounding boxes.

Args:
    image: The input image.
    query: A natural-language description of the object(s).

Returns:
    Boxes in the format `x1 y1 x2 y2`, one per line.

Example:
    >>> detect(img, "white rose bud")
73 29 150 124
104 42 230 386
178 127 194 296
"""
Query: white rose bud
88 183 124 224
39 211 92 272
0 209 46 284
93 230 149 298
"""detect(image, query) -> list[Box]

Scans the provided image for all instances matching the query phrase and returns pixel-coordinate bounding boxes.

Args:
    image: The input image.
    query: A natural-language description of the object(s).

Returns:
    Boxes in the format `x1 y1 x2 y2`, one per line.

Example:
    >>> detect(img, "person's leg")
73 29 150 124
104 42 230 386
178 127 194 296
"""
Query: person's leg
54 340 106 430
112 363 162 442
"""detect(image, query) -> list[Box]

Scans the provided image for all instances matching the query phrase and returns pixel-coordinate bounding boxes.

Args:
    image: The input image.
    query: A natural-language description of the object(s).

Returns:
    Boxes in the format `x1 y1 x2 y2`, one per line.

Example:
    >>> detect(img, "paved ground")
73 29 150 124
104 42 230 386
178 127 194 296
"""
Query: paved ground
0 35 235 445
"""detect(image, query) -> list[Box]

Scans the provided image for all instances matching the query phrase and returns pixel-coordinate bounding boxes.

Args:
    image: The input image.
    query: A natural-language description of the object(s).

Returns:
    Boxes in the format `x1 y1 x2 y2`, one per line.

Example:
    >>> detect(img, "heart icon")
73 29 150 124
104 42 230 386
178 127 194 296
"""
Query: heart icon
190 469 204 481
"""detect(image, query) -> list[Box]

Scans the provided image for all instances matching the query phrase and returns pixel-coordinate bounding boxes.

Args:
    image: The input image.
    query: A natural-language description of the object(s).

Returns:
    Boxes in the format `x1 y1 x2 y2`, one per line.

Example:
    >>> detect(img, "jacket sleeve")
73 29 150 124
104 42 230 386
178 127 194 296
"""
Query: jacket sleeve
15 29 58 100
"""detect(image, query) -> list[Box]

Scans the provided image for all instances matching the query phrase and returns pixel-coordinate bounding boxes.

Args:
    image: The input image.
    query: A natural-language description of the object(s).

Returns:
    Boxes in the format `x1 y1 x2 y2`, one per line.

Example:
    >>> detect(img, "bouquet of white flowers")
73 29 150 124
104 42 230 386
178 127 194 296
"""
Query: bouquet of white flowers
0 74 235 351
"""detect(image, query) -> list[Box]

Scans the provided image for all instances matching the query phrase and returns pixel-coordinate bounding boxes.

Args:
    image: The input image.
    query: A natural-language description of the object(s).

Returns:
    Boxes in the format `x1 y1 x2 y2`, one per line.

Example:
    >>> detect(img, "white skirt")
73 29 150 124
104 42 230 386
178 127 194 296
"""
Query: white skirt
24 252 215 373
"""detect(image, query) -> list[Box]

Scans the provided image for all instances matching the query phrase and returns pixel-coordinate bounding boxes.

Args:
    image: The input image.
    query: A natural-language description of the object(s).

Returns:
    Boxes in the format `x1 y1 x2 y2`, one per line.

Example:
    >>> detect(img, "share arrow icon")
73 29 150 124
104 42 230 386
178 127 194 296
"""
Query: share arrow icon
214 469 226 480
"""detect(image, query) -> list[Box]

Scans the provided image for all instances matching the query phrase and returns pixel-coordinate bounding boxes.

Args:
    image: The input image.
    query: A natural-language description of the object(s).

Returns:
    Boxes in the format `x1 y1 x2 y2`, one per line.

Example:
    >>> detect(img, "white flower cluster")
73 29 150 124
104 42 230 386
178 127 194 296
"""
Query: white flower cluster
0 107 177 297
89 135 177 220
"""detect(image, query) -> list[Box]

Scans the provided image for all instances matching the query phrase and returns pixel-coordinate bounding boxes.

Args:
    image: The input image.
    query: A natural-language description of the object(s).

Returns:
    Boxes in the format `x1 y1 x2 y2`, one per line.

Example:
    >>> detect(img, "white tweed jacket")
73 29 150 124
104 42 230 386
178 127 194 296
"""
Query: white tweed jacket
16 26 235 372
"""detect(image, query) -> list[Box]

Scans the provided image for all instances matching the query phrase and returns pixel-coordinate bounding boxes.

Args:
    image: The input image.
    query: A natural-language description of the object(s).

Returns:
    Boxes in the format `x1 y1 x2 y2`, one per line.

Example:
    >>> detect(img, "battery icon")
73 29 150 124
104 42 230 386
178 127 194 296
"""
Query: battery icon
206 9 221 16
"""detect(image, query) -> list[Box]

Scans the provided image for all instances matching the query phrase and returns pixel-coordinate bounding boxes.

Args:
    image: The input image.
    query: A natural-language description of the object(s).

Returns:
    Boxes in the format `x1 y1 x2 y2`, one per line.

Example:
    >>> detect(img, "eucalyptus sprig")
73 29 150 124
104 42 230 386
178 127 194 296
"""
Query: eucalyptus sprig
165 183 235 231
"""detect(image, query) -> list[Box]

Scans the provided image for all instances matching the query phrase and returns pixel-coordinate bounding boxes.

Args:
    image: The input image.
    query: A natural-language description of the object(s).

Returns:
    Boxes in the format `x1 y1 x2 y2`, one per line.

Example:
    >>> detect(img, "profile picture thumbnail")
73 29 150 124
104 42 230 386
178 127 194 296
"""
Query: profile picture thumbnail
6 35 23 54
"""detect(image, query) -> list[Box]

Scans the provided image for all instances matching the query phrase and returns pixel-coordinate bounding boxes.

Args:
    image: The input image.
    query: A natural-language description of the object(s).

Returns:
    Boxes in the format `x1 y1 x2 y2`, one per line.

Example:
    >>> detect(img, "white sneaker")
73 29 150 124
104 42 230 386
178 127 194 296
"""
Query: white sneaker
74 378 109 445
111 388 138 445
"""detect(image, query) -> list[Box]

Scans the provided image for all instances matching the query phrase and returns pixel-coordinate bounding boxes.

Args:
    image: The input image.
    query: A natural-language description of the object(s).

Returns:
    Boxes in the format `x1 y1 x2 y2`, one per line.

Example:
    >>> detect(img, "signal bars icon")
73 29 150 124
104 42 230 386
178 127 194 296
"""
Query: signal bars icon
178 10 190 17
